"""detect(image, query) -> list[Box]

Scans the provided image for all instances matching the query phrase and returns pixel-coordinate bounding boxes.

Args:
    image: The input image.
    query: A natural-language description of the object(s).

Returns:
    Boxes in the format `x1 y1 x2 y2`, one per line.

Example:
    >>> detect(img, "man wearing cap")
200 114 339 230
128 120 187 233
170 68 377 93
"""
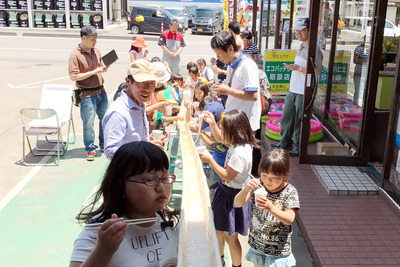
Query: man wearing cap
102 59 157 159
272 18 323 157
158 19 186 75
68 25 108 161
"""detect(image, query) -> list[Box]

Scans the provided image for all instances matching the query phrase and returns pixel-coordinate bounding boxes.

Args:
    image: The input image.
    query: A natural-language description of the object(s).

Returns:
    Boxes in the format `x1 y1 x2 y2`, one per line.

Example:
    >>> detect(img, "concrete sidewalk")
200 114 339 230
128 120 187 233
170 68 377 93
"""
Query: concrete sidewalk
0 21 161 41
0 24 364 45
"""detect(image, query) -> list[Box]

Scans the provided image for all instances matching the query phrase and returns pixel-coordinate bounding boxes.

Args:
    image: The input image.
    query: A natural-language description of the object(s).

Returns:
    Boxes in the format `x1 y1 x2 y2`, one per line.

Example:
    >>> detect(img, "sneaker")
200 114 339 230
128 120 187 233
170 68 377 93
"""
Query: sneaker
87 151 96 161
271 142 292 150
289 147 299 157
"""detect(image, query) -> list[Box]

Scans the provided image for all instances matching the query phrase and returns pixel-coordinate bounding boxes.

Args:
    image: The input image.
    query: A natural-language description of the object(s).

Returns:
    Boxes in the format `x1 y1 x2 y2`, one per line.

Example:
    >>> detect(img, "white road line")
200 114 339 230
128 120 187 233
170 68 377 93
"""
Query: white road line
0 47 73 52
0 156 50 213
0 87 118 213
7 76 70 88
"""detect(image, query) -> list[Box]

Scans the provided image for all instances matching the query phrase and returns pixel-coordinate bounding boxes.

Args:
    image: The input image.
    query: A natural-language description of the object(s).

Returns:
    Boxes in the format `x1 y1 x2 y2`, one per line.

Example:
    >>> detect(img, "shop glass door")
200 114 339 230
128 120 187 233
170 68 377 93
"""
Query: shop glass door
299 0 375 165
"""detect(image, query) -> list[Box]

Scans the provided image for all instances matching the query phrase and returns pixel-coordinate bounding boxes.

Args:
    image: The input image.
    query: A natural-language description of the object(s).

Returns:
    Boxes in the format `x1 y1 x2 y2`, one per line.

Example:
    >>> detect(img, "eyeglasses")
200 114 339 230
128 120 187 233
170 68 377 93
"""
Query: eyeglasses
126 175 176 186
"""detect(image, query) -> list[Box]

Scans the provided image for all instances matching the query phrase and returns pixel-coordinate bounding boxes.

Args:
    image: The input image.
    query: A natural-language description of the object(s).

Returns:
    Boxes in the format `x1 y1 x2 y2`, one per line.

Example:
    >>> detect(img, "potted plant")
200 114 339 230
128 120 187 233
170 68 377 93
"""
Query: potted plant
381 36 399 70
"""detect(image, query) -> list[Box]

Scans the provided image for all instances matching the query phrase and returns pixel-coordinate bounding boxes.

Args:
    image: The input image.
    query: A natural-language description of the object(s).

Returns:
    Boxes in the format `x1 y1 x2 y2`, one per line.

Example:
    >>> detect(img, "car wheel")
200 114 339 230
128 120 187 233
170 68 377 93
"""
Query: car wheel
131 25 140 34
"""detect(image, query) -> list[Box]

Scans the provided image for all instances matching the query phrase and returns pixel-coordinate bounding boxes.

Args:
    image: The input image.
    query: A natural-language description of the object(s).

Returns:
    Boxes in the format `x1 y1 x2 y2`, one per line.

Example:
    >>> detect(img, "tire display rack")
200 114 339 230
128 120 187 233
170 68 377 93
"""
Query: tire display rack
0 0 106 29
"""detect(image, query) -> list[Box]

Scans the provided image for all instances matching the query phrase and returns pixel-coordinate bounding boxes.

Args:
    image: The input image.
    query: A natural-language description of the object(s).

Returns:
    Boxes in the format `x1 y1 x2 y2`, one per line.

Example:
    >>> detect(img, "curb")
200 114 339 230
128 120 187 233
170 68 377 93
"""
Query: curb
0 26 160 41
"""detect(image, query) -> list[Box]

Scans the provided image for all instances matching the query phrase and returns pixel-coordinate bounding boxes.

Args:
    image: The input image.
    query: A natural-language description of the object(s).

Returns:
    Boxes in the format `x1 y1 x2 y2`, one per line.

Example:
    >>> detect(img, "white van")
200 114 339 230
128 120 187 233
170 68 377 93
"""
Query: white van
164 7 189 30
365 19 400 42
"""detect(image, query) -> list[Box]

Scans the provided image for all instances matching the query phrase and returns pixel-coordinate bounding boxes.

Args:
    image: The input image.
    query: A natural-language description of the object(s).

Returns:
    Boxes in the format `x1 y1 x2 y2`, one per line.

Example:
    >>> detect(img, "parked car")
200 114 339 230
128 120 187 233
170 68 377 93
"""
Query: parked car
191 7 223 35
365 19 400 42
128 6 180 34
184 5 197 27
164 7 188 30
147 4 164 9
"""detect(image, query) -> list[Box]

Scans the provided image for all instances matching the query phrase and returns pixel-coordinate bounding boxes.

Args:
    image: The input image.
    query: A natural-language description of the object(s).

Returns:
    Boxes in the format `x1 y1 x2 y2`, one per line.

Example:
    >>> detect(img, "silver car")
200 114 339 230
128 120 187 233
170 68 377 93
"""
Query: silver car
164 7 189 30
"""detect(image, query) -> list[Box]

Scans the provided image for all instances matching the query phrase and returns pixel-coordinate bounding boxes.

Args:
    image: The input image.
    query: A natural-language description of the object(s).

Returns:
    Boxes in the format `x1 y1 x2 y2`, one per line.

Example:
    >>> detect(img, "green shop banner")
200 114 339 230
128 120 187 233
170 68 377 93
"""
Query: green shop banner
318 50 350 98
264 49 350 96
264 50 296 95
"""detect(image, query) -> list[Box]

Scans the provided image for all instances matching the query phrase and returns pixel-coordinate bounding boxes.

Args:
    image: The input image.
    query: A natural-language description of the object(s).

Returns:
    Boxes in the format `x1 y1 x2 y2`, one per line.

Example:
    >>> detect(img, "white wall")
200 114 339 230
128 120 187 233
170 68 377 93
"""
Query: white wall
387 6 397 24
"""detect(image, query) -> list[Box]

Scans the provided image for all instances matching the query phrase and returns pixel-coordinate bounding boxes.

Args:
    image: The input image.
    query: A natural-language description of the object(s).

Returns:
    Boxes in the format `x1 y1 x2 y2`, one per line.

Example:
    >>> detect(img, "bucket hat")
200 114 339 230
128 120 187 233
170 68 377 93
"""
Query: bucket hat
131 36 148 48
152 62 171 84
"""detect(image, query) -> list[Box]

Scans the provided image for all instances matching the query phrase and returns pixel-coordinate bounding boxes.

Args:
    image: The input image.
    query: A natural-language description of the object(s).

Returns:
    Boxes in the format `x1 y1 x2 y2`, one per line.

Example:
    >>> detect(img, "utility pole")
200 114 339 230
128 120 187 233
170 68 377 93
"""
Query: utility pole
274 0 282 49
258 0 265 51
252 0 258 44
288 0 294 49
265 0 271 50
234 0 237 21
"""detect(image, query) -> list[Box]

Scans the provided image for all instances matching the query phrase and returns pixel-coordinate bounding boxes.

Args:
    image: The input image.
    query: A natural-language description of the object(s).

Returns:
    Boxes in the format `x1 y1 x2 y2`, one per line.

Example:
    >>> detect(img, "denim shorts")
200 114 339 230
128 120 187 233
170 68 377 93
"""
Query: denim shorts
245 247 296 267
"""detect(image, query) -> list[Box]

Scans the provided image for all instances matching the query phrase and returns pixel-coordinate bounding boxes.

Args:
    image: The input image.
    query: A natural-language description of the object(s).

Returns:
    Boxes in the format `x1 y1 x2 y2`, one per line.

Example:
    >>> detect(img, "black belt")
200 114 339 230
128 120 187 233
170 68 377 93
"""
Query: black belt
80 85 104 91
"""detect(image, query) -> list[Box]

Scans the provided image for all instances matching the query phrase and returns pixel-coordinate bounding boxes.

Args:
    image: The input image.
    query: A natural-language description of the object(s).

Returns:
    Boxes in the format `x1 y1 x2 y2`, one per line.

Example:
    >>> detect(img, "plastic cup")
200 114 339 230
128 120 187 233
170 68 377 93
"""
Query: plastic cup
196 145 207 152
152 129 163 140
159 257 177 267
166 105 172 116
254 187 268 207
164 124 174 134
183 90 190 101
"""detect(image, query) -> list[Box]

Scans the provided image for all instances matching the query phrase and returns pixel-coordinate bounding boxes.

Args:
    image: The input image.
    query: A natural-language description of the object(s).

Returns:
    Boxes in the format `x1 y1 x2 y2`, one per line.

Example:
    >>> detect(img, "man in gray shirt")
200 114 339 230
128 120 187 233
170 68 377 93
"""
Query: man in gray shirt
272 18 323 157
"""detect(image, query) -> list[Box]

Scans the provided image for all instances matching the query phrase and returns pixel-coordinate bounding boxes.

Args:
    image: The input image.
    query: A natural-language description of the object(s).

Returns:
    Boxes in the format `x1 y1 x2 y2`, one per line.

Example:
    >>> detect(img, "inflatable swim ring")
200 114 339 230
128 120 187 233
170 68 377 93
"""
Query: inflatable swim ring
268 103 284 117
261 103 284 124
265 118 323 143
319 104 362 120
336 118 360 133
336 117 360 142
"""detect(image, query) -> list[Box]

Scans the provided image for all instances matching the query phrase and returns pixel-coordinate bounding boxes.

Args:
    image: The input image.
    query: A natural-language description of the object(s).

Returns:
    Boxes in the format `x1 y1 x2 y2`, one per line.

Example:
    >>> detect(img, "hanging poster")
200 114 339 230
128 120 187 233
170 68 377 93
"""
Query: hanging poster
317 50 351 98
264 49 297 95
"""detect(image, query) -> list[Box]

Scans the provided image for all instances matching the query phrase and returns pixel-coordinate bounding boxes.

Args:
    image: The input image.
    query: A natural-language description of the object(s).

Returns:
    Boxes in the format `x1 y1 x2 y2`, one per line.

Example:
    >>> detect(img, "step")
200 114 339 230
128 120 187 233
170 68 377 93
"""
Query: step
312 165 379 195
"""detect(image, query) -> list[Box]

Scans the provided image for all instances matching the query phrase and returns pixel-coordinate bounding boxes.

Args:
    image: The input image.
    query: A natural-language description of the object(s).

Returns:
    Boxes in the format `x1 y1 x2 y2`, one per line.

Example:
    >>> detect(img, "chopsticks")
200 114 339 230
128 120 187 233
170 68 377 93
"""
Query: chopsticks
249 173 263 189
85 217 158 230
194 114 204 145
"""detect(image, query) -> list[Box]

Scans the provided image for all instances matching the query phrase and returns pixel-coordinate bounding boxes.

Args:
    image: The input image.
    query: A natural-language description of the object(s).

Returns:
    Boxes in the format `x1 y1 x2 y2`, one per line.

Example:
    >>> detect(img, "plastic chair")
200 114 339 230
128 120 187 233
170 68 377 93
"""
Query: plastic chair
20 84 76 165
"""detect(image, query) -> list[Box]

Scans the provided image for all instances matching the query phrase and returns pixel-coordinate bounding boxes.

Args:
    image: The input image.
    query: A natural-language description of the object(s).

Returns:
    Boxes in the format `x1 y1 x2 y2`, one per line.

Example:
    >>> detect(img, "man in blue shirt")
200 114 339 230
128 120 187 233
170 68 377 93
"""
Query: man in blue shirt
102 59 158 159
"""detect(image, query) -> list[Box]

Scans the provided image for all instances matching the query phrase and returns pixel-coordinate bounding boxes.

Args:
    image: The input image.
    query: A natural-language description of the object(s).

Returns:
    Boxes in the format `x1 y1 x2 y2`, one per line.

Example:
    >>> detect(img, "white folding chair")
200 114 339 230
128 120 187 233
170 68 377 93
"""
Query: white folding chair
20 84 76 165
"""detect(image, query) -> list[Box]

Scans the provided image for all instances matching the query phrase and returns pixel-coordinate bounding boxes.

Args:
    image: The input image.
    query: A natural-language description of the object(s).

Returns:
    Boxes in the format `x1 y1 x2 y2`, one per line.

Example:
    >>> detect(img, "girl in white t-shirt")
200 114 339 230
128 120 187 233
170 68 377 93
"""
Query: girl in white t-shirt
129 36 149 62
196 58 215 84
198 109 258 267
69 141 179 267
